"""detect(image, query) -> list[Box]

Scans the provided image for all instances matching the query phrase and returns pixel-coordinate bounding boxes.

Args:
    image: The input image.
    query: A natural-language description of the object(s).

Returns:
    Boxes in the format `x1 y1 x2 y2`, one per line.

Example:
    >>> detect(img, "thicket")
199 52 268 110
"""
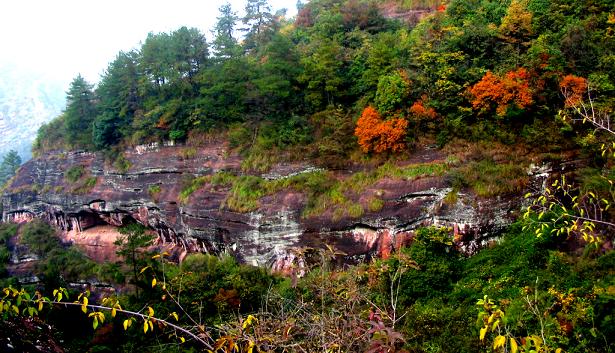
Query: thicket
1 221 613 352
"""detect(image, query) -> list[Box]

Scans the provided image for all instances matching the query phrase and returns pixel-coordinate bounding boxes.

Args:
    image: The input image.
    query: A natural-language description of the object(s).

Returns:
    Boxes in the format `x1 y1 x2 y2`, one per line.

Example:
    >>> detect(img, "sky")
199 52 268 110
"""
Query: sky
0 0 299 85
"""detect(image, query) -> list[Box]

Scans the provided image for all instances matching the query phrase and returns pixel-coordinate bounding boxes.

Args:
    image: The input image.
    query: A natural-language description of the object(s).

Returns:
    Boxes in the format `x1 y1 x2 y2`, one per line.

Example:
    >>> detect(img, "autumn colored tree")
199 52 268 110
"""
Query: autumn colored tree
498 0 533 47
355 106 408 153
559 74 587 108
409 97 437 122
469 68 533 117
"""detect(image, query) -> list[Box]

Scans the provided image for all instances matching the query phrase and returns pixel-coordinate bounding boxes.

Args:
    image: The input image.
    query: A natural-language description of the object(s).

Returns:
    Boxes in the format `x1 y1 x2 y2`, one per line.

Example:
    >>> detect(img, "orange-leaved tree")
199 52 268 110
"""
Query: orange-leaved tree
409 97 438 122
469 68 533 116
559 74 587 108
355 106 408 153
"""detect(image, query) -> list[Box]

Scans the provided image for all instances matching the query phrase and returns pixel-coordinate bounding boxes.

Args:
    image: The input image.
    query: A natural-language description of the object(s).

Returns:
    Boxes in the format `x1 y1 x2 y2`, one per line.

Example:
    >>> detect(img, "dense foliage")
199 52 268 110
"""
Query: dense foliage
32 0 613 161
1 221 613 352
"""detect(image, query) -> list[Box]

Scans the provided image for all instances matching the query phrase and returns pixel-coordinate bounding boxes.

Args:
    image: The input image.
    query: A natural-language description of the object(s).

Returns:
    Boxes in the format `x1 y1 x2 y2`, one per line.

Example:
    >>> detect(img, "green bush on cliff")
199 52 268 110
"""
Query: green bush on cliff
64 165 85 183
178 175 209 203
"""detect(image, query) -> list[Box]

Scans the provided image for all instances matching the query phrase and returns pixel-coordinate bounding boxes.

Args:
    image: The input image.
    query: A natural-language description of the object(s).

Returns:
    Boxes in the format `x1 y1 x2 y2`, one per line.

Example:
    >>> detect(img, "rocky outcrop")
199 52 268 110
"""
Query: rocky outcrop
1 141 550 273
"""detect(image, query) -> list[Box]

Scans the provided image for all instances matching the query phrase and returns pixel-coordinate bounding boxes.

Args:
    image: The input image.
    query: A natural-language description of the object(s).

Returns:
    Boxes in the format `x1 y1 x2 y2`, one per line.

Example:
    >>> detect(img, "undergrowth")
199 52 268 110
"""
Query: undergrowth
176 161 447 216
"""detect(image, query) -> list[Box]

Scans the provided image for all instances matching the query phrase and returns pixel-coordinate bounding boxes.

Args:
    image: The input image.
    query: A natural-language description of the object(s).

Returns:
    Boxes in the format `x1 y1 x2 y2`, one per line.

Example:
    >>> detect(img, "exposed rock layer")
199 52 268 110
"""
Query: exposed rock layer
1 142 550 272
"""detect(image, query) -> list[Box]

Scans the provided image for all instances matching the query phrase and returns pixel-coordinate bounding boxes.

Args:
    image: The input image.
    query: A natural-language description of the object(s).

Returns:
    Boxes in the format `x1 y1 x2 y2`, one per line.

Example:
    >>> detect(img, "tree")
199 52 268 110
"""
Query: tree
0 150 21 186
374 71 410 115
299 36 345 108
93 51 141 148
241 0 275 51
559 74 588 108
212 3 240 60
64 75 97 148
354 106 408 153
171 26 209 79
498 0 534 47
114 223 155 298
469 68 533 117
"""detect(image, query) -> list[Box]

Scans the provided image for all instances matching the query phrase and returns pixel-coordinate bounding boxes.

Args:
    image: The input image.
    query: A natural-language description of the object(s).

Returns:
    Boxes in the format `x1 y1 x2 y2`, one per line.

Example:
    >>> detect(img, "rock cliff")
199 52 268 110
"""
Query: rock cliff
1 141 551 272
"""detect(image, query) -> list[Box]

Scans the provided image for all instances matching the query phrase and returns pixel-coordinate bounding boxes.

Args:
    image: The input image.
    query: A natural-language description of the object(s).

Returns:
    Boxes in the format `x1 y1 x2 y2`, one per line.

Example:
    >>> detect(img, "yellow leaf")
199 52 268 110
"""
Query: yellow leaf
111 308 117 318
152 278 157 288
243 314 258 329
180 337 185 343
494 335 506 349
147 306 154 317
123 319 129 330
38 301 43 311
81 304 87 314
555 349 563 353
171 312 179 321
480 326 488 341
143 321 149 334
510 337 518 353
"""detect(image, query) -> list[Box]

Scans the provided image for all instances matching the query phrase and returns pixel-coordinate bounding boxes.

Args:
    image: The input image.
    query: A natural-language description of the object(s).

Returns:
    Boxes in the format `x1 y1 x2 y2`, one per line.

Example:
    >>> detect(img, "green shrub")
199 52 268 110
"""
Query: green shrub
65 165 85 183
179 176 209 203
21 219 61 256
72 176 97 194
367 197 384 212
451 159 528 197
347 203 364 218
113 153 132 173
223 176 266 212
211 171 237 186
180 147 197 160
397 227 459 303
227 123 252 149
148 184 161 195
148 184 162 201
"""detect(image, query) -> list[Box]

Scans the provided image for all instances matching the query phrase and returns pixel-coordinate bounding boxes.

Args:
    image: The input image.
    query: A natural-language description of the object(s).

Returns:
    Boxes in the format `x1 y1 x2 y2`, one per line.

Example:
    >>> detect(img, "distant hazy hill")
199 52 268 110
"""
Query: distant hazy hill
0 63 66 161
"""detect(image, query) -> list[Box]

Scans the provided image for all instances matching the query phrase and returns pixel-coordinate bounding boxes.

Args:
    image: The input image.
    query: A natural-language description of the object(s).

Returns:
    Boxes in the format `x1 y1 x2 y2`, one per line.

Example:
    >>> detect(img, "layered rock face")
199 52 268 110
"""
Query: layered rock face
1 142 546 272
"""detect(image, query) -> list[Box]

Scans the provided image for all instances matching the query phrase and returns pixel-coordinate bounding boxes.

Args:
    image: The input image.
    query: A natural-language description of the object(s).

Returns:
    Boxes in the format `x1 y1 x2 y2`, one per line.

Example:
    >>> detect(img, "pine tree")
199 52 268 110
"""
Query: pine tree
0 150 21 186
64 75 97 148
242 0 274 51
93 51 141 149
212 3 240 60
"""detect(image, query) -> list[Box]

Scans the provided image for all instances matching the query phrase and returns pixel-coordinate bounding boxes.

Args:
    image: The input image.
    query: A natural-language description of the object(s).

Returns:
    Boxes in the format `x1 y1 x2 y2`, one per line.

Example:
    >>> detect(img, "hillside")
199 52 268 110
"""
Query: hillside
1 0 614 352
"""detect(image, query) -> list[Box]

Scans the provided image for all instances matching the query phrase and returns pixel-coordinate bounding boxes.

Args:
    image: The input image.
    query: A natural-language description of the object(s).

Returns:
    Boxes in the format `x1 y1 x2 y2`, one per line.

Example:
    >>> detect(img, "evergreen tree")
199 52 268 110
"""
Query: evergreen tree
241 0 275 51
212 3 240 60
171 26 209 80
0 150 21 186
64 75 97 148
93 51 141 149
